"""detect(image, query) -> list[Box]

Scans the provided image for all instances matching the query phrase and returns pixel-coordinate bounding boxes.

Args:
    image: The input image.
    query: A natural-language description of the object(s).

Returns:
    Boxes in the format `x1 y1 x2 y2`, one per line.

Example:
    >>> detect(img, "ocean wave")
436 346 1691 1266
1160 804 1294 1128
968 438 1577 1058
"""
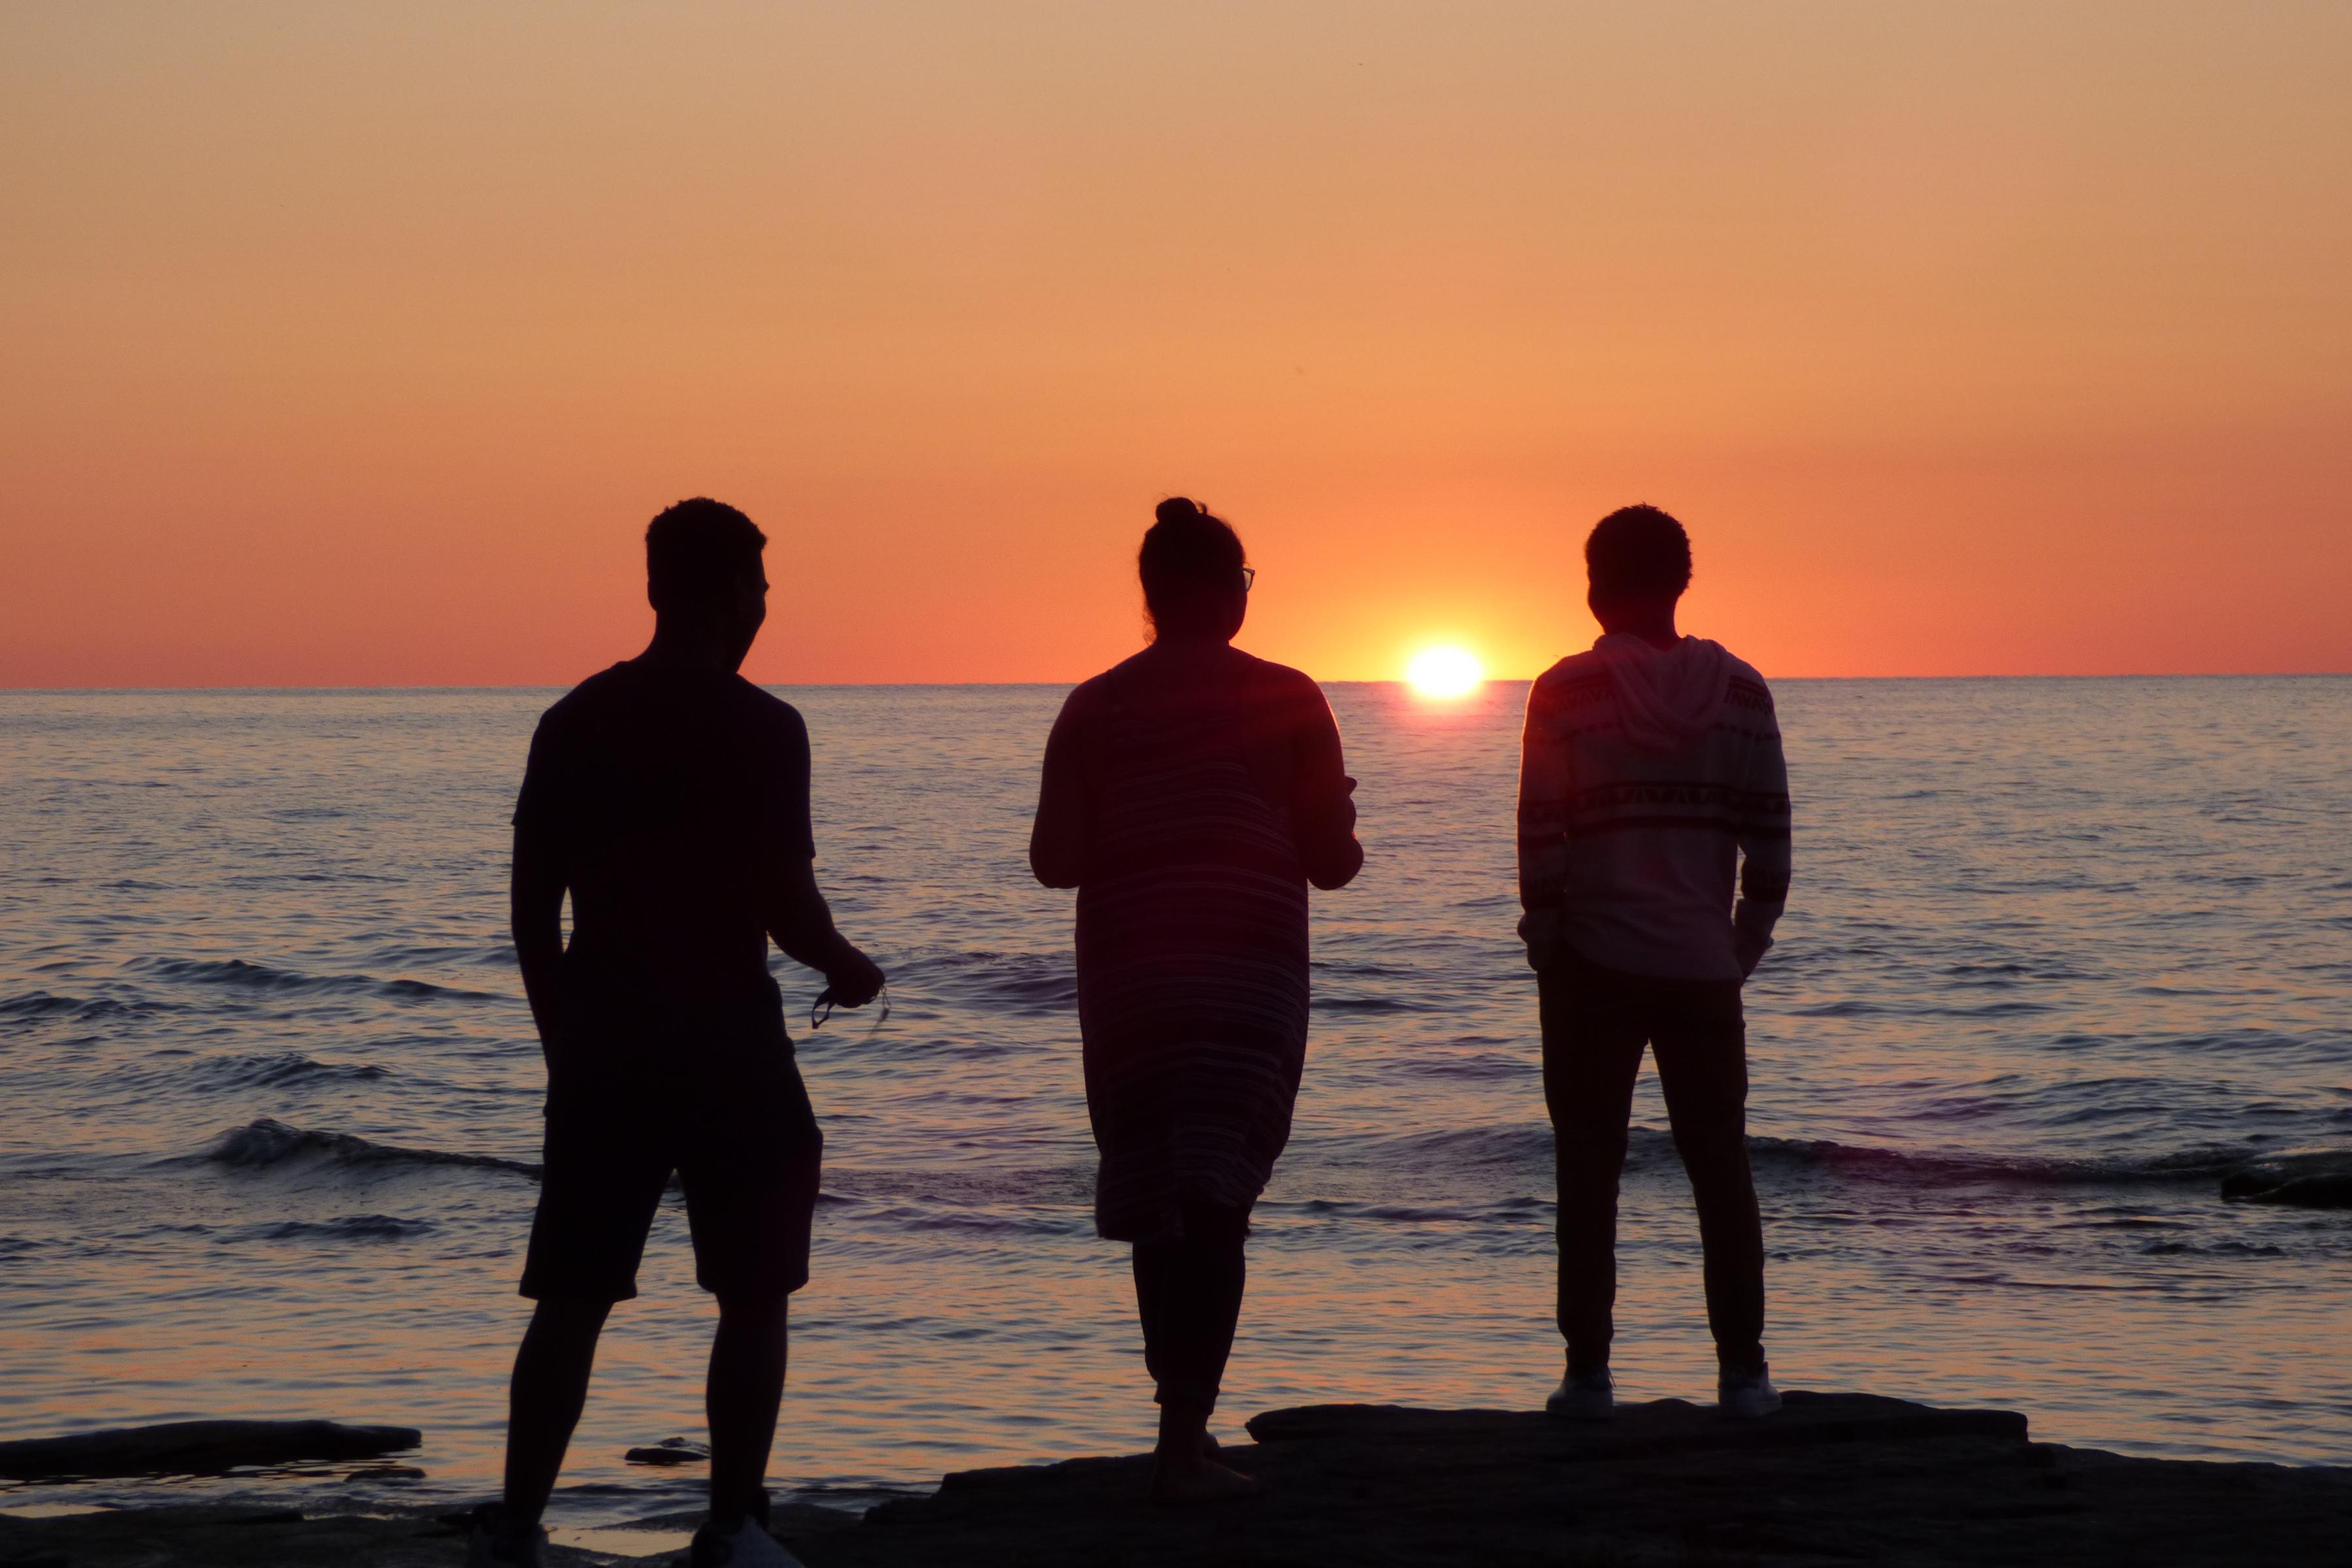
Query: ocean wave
0 991 169 1022
884 1207 1092 1237
1784 998 2056 1019
194 1053 391 1088
193 1119 539 1179
1720 1134 2352 1208
1938 960 2098 985
144 958 316 990
1324 1123 2352 1207
137 956 503 1004
1267 1194 1550 1229
367 941 517 969
231 1215 438 1242
898 951 1076 1015
1315 1125 1556 1175
825 1164 1096 1208
1311 960 1421 980
1401 1051 1536 1081
1741 1132 2243 1188
2138 1239 2289 1256
1313 996 1438 1015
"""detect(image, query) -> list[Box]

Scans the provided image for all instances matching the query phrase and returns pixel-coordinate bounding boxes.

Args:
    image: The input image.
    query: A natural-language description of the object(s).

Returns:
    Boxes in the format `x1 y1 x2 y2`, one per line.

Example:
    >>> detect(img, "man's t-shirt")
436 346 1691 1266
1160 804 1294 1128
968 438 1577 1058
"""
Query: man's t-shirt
514 659 815 1031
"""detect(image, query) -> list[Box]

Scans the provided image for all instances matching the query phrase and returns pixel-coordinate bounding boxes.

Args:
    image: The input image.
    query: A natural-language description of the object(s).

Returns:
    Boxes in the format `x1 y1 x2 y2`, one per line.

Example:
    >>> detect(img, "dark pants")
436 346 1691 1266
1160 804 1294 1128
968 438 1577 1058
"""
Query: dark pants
1131 1201 1250 1413
1538 955 1765 1376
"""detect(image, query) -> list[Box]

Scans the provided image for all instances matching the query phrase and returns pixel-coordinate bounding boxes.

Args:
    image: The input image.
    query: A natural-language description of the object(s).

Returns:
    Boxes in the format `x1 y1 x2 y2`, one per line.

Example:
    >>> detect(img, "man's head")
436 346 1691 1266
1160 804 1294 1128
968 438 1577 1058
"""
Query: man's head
645 498 768 668
1584 504 1691 636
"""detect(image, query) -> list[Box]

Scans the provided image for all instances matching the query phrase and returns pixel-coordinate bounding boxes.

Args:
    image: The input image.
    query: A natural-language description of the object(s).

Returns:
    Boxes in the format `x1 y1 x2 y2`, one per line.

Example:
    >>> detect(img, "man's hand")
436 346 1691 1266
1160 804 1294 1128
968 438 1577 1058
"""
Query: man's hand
1518 908 1561 973
1734 930 1768 980
822 943 886 1009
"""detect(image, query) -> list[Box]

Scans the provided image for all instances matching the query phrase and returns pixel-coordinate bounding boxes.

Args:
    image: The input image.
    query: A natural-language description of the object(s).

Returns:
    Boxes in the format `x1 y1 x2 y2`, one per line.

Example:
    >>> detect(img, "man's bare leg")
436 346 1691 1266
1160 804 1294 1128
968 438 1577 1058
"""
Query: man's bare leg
502 1298 613 1524
707 1292 791 1528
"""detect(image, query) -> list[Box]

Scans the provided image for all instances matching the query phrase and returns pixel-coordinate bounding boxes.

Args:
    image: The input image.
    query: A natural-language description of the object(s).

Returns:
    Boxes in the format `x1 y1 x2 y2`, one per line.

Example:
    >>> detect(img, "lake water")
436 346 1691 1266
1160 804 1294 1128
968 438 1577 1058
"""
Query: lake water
3 678 2348 1522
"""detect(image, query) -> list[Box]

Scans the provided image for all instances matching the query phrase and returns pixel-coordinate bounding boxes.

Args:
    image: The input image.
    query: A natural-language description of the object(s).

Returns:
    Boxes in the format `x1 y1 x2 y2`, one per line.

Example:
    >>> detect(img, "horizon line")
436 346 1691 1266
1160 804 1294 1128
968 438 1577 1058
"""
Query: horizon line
5 670 2350 696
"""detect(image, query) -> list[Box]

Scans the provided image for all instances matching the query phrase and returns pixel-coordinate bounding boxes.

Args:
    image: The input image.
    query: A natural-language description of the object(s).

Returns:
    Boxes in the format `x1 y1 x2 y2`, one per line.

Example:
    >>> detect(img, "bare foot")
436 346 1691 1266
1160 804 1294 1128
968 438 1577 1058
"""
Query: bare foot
1151 1452 1261 1504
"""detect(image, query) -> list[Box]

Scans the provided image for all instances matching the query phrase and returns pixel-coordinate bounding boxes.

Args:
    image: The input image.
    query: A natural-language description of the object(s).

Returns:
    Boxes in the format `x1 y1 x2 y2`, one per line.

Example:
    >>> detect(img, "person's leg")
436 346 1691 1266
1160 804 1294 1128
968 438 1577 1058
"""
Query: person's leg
505 1045 665 1531
706 1291 791 1528
679 1043 822 1533
1132 1201 1254 1499
502 1296 615 1522
1650 981 1765 1374
1537 960 1650 1375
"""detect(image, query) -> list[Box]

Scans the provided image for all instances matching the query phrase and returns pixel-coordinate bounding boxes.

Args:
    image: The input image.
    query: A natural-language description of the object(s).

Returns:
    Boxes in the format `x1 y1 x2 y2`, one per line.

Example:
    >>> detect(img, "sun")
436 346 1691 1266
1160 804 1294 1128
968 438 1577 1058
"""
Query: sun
1405 645 1485 699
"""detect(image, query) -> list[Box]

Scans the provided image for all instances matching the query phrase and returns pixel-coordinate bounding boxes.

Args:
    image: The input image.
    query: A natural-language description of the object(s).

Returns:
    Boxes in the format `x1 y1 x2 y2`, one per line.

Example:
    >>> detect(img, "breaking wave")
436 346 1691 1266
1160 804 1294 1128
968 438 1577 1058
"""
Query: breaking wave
1745 1136 2349 1205
1325 1124 2352 1209
139 956 504 1004
193 1119 540 1179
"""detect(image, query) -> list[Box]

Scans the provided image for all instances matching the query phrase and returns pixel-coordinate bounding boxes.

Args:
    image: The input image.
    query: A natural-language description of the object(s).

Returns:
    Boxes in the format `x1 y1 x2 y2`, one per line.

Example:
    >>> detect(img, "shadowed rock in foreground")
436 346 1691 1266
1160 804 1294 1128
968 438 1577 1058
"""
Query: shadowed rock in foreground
0 1420 420 1480
800 1392 2350 1567
6 1395 2348 1565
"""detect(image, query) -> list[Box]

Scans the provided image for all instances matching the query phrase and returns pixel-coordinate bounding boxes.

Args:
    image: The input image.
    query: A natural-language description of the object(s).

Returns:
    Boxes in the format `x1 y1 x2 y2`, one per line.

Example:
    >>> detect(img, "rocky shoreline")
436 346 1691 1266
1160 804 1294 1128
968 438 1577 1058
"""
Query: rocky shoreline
6 1393 2349 1565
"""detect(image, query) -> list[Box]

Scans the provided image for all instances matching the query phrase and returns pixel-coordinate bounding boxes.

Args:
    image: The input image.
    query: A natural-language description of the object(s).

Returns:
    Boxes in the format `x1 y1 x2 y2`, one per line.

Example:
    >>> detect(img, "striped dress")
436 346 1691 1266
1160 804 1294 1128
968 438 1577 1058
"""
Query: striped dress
1075 675 1315 1243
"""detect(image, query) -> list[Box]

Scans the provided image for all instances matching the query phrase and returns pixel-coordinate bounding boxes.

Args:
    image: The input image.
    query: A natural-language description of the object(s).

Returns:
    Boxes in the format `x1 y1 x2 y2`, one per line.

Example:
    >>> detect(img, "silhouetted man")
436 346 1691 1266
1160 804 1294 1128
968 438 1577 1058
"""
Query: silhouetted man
471 498 884 1568
1516 504 1791 1422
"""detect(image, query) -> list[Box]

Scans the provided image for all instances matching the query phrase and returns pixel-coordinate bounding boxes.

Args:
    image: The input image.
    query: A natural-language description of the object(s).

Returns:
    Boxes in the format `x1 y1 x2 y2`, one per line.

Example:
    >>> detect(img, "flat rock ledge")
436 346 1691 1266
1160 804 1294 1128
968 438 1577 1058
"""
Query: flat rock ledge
0 1420 420 1481
7 1394 2350 1567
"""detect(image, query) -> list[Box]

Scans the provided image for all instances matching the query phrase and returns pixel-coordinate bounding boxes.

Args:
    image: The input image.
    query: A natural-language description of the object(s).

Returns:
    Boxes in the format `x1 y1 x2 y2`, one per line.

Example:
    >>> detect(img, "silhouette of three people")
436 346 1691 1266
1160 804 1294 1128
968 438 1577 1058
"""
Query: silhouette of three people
473 494 1788 1565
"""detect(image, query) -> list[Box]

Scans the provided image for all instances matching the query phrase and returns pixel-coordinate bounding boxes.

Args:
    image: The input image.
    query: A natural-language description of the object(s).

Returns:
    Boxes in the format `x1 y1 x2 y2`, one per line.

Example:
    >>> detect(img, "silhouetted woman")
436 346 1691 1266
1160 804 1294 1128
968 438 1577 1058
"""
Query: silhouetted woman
1030 497 1363 1501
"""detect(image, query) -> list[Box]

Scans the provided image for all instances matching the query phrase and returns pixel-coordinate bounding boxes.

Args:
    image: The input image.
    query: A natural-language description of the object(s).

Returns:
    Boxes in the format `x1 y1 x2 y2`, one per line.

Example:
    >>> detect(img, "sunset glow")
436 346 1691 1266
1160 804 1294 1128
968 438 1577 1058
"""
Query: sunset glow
5 9 2352 1561
1406 647 1486 700
1 6 2348 686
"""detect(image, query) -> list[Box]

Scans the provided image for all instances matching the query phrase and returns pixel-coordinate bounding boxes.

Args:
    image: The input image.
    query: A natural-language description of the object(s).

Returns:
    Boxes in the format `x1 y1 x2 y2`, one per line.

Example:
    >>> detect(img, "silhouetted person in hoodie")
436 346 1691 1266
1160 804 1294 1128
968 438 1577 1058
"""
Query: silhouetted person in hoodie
472 498 884 1568
1516 504 1791 1424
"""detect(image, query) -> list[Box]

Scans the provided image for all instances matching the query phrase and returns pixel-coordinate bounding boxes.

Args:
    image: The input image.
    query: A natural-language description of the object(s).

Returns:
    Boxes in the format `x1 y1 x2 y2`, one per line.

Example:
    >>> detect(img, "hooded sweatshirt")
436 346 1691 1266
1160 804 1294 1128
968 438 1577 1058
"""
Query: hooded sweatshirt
1516 634 1790 980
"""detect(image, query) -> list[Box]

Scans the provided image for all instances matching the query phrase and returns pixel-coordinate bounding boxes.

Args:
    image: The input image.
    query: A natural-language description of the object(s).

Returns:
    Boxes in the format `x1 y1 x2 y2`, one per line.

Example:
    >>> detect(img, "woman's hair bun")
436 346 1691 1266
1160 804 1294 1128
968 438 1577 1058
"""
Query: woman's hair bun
1137 495 1244 633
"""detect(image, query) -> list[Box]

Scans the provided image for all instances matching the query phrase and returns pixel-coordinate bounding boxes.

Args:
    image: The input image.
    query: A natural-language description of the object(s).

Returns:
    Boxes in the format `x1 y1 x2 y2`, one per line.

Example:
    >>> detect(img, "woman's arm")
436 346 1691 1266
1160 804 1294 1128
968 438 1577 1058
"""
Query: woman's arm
1029 684 1097 889
1289 682 1364 890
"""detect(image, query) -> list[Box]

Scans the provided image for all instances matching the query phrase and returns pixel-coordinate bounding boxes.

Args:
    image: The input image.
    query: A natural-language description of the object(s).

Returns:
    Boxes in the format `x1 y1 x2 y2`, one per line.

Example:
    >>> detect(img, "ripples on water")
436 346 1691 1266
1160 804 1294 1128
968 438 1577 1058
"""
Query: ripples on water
2 679 2348 1520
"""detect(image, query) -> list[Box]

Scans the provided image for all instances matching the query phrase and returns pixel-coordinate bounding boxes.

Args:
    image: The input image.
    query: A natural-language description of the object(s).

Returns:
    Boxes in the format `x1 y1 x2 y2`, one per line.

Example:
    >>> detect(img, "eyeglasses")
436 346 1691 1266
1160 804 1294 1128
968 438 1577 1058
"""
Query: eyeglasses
810 983 892 1037
1241 566 1256 593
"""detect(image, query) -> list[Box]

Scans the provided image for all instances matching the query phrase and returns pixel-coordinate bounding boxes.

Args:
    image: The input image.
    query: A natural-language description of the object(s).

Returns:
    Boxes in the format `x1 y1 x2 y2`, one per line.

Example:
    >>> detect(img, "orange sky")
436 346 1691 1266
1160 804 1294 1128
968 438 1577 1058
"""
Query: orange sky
4 2 2348 686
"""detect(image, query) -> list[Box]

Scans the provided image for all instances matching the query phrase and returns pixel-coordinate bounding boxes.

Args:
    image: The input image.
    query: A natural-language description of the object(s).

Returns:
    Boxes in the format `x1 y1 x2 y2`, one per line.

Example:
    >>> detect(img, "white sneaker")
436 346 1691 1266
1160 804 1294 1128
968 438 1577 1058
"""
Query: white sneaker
689 1513 806 1568
1545 1367 1614 1421
1718 1365 1782 1420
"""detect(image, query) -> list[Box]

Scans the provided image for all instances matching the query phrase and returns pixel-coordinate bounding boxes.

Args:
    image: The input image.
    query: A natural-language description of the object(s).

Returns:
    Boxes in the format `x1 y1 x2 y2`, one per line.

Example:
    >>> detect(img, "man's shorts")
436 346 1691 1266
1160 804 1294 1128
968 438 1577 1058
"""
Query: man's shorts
519 1027 822 1305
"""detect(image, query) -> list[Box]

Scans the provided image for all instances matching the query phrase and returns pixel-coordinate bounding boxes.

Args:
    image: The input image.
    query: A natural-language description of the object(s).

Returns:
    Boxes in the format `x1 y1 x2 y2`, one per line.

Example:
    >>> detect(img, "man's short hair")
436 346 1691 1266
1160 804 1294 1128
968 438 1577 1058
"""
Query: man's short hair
1585 504 1692 602
646 498 766 603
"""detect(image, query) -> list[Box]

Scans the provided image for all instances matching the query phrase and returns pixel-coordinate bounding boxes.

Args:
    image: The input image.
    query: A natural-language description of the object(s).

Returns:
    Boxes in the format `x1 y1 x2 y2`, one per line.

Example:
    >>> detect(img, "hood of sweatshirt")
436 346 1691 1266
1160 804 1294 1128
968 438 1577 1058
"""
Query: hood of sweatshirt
1590 633 1735 752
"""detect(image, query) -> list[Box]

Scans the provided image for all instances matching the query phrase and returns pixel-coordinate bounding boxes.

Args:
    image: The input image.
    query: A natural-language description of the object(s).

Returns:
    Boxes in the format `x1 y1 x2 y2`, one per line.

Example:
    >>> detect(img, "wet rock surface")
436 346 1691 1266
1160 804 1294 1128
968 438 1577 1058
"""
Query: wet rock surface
798 1392 2352 1567
7 1396 2349 1565
0 1505 491 1568
0 1420 421 1481
621 1438 710 1467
